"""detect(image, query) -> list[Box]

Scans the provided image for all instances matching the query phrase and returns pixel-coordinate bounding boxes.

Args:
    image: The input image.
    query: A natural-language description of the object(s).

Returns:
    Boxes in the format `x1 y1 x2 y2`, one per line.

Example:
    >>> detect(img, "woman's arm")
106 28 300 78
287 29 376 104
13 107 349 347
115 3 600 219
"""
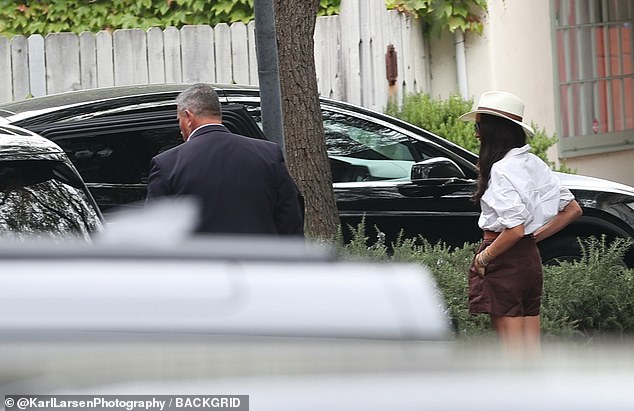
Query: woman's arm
474 224 525 275
533 200 583 243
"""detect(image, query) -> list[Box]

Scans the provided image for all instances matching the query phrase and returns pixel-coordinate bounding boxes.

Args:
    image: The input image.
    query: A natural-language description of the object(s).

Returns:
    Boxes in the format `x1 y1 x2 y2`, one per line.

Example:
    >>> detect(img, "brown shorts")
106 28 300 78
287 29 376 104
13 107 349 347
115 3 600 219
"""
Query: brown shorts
468 235 543 317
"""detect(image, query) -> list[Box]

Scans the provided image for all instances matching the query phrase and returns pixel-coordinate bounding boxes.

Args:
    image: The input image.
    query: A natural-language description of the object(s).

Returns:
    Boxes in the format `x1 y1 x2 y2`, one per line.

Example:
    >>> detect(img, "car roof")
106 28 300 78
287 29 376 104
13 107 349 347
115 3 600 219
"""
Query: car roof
0 124 66 159
0 84 480 164
0 83 258 115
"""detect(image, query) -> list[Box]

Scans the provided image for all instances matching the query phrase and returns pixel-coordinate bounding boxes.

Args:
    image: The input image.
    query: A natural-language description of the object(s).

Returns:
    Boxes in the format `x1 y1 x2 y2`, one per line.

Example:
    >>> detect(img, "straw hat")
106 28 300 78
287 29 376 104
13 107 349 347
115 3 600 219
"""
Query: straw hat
460 90 535 136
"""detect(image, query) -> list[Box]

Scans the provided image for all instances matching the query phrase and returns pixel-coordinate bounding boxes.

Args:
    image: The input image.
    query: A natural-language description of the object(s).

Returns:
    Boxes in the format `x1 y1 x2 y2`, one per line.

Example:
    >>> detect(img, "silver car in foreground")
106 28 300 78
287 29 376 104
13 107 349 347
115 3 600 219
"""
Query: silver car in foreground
1 218 633 410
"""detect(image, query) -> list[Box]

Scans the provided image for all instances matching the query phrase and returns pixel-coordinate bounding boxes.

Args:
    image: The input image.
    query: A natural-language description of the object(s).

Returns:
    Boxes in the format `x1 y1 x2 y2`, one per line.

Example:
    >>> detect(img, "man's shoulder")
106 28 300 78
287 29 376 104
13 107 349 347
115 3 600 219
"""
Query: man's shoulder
152 143 182 164
222 131 280 152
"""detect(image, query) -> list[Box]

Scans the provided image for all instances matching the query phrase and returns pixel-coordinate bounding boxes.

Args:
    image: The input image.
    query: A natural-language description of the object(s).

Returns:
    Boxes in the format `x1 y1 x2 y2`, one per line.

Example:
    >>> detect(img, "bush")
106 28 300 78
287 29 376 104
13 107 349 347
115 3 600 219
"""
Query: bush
386 92 575 173
542 236 634 337
335 224 634 339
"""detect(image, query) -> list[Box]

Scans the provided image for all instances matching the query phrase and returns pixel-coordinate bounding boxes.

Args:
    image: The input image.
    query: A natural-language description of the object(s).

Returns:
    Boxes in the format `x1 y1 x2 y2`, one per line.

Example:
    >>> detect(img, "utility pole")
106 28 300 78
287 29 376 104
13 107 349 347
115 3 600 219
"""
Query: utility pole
253 0 285 152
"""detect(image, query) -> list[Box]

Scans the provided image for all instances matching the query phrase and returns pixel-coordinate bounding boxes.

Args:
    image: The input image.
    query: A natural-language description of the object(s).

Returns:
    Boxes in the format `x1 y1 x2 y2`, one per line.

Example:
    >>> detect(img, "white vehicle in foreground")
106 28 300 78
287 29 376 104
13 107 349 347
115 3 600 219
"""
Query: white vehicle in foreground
1 211 633 410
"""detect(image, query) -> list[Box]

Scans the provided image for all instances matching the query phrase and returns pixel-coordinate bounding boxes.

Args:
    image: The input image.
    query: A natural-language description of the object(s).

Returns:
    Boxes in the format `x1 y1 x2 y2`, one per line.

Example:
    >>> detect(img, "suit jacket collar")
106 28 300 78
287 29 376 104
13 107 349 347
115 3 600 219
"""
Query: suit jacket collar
188 124 229 141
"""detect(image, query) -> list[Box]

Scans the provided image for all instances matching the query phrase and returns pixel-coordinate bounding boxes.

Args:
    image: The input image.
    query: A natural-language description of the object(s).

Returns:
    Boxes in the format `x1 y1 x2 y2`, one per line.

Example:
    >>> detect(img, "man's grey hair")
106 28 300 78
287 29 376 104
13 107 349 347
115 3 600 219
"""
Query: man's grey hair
176 83 222 118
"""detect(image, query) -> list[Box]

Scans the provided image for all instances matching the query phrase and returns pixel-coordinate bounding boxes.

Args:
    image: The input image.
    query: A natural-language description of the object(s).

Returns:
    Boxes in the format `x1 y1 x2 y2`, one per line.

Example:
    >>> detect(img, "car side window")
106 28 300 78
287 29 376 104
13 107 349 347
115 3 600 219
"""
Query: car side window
53 127 182 184
322 111 418 182
0 161 102 239
242 104 420 183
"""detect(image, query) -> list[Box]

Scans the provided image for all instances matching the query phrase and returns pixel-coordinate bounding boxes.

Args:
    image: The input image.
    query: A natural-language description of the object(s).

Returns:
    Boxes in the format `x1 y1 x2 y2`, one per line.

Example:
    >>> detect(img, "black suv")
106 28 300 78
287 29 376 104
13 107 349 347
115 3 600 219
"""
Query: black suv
0 124 102 240
1 84 633 265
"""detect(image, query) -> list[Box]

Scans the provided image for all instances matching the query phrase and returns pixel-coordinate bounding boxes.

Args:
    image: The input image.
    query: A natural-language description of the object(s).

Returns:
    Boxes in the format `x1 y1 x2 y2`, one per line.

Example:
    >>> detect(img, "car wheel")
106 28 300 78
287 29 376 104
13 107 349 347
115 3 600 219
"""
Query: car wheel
538 236 582 266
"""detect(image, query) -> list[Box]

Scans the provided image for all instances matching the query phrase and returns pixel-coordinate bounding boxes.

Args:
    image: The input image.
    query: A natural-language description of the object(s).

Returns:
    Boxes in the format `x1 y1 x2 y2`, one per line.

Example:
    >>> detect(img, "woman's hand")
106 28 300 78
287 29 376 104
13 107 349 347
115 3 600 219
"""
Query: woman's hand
474 250 490 276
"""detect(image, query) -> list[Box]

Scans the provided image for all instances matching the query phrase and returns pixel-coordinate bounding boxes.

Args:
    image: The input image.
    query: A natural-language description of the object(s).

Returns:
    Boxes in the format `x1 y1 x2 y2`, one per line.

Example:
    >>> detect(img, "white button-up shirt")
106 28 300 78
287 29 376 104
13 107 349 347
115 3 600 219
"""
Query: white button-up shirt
479 145 574 234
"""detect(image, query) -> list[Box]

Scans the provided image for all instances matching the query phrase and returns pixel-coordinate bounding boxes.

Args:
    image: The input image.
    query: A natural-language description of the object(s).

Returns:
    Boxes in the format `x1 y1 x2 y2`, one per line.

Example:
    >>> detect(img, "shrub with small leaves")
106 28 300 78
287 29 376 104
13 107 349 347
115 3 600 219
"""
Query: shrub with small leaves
542 236 634 337
386 92 575 173
336 223 634 340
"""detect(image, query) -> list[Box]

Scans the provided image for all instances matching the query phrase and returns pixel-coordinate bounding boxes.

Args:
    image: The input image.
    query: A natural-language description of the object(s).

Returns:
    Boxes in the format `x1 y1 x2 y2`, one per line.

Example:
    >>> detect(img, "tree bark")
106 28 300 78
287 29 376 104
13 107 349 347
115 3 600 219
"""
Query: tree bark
273 0 339 240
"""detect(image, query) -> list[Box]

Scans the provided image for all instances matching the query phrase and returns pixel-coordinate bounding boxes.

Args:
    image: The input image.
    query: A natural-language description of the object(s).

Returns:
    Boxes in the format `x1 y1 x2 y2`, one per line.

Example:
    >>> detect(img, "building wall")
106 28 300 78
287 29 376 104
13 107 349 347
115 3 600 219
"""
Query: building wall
430 0 634 186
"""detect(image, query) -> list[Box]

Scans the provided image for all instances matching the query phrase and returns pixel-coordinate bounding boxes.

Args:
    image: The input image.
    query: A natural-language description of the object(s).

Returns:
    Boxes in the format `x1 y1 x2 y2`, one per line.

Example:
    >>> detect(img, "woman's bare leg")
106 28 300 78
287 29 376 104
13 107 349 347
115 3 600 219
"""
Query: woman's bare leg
522 315 541 353
491 315 541 355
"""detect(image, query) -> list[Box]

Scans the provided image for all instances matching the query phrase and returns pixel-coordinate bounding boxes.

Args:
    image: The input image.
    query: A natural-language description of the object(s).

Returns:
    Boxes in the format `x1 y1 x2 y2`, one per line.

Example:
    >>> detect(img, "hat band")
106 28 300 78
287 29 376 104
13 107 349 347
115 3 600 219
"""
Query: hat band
478 106 523 122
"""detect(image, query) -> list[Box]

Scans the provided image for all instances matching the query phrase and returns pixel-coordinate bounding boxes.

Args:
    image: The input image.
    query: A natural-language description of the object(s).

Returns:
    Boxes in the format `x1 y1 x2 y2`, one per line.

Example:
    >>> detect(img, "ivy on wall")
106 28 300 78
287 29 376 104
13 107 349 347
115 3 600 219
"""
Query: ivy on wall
0 0 485 38
385 0 487 35
0 0 340 37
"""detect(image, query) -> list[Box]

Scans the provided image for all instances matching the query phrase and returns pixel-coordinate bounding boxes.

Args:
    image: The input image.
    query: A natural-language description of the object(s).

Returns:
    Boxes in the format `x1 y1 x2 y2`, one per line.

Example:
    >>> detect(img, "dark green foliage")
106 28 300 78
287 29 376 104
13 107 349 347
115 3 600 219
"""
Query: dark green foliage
336 224 634 339
0 0 341 37
385 0 487 36
0 0 486 38
390 236 493 336
334 217 389 261
386 92 575 173
386 93 477 152
542 236 634 337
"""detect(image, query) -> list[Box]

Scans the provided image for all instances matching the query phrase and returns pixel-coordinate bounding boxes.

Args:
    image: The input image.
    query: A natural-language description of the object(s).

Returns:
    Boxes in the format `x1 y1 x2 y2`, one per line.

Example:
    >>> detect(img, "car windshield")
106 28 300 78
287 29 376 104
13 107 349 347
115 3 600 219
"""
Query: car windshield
0 160 102 240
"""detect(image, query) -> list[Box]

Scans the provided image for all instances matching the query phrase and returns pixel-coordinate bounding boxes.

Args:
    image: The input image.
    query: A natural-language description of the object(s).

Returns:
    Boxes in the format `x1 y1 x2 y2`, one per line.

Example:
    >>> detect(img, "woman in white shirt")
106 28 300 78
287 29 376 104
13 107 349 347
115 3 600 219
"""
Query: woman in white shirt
460 91 582 354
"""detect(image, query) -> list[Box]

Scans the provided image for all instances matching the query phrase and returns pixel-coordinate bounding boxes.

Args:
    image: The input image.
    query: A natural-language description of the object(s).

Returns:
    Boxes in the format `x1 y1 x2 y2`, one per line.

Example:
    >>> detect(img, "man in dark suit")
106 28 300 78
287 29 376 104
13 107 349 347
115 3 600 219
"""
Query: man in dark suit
146 83 304 236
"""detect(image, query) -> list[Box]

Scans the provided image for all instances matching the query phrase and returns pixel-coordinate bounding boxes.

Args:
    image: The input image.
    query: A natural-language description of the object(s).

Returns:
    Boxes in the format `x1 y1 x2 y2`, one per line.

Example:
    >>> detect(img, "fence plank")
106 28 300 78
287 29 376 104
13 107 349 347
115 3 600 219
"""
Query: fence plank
113 29 148 86
214 23 232 84
386 10 410 106
45 33 81 95
231 23 249 85
11 36 30 100
314 16 327 96
27 34 46 97
0 36 11 102
410 16 428 95
96 31 114 87
339 0 362 105
315 16 343 100
164 26 182 83
359 0 387 111
247 21 258 85
79 32 97 90
0 6 430 109
147 27 165 84
399 13 427 97
181 25 215 83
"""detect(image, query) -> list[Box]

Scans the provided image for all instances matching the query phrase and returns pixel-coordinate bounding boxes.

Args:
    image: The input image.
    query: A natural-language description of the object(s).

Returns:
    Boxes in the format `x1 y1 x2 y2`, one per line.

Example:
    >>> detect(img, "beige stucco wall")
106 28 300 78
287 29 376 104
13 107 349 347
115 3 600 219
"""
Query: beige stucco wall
565 150 634 186
428 0 634 187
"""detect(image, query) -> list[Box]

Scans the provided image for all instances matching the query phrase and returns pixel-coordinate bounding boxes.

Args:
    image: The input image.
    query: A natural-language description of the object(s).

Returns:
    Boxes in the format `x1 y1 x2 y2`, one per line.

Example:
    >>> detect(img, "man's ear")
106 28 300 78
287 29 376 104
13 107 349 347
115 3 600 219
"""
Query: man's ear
184 110 195 128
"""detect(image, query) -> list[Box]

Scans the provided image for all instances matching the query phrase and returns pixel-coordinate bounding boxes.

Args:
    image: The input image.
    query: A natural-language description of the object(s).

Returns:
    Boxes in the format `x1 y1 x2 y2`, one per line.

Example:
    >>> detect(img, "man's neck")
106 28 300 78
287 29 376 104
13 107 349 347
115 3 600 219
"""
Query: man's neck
187 122 224 141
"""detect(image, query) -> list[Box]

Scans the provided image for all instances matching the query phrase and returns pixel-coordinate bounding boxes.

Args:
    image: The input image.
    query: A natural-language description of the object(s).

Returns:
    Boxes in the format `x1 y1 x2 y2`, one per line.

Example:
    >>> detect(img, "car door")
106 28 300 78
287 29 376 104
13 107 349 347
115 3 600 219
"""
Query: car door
320 107 481 247
235 99 481 247
30 105 265 214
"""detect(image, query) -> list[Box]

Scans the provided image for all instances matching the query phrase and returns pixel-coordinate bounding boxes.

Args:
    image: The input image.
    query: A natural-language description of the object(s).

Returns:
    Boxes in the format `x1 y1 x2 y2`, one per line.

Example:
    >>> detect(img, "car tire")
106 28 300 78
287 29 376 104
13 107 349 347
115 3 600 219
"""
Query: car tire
538 236 582 266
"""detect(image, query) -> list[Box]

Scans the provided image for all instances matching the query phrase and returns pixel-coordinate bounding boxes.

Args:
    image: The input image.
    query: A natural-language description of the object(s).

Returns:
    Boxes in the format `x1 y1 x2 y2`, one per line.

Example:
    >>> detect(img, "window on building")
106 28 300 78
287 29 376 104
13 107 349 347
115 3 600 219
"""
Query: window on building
554 0 634 157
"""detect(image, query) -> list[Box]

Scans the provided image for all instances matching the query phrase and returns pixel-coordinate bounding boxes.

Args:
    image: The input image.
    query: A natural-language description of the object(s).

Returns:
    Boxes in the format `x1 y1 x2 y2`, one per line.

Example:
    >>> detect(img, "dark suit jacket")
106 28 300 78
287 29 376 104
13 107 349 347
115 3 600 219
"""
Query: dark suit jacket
146 124 304 235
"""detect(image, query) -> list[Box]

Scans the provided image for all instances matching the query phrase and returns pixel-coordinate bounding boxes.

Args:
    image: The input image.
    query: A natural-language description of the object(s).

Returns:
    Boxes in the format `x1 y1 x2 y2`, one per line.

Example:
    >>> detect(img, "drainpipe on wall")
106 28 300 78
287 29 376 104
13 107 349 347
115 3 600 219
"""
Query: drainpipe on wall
455 30 469 99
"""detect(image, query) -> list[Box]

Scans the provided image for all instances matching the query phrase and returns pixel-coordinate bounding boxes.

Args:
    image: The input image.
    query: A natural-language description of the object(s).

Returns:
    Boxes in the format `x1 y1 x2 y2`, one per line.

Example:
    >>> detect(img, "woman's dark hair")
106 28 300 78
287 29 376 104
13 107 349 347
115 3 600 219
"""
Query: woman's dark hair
473 113 527 202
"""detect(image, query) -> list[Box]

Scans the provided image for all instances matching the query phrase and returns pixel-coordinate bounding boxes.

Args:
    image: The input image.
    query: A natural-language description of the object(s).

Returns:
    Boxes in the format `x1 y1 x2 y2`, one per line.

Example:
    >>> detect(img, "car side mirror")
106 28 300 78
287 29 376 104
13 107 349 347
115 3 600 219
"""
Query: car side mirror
410 157 465 181
400 157 473 197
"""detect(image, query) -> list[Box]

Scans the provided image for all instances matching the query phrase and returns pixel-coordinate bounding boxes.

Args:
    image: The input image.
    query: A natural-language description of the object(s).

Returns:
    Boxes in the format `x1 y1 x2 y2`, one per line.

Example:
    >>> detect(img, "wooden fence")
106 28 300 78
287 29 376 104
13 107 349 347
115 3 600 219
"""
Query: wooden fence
0 0 428 112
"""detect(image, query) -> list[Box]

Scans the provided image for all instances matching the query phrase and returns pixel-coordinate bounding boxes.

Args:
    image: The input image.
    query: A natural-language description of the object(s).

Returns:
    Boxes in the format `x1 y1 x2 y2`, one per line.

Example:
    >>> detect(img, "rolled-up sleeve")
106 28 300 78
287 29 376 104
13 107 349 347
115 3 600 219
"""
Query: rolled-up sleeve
558 186 575 211
486 172 529 229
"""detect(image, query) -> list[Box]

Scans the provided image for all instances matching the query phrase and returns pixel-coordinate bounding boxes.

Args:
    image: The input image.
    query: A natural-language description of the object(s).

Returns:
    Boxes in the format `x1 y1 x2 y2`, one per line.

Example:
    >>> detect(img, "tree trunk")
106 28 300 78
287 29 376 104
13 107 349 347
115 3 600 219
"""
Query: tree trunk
273 0 339 240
